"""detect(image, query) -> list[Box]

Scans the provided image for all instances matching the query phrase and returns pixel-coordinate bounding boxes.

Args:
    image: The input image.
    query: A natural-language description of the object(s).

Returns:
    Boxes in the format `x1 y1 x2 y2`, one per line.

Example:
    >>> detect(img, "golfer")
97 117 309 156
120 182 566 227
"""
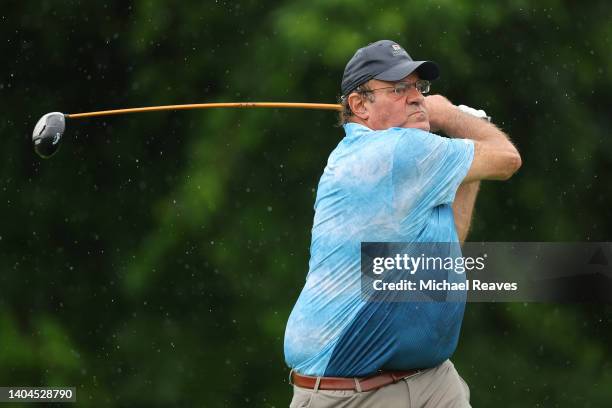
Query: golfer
284 40 521 407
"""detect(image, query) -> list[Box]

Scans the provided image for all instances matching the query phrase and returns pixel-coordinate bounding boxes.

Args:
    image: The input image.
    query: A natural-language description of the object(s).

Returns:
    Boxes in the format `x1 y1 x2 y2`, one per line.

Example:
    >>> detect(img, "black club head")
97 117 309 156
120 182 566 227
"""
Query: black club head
32 112 65 159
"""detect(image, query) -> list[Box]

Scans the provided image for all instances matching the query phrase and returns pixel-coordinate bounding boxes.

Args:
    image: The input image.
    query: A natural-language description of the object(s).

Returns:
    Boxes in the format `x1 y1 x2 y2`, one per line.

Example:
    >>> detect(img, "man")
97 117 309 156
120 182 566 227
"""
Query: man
284 40 521 407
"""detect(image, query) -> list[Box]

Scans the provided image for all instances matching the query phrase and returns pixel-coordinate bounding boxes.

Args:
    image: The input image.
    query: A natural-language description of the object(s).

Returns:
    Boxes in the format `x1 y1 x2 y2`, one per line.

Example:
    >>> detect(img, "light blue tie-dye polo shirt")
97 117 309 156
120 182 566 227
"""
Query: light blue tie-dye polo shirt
284 123 474 377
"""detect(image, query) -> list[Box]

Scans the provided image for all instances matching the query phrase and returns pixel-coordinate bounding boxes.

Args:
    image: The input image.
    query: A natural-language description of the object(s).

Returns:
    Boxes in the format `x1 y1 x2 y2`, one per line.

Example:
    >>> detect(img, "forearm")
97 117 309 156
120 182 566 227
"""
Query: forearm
439 107 512 147
453 181 480 243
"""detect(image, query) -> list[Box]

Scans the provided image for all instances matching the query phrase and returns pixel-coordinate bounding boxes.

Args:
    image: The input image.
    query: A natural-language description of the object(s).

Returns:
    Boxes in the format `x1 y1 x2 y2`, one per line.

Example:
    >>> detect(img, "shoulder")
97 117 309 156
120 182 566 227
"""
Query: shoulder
391 128 445 159
394 128 473 153
392 127 444 144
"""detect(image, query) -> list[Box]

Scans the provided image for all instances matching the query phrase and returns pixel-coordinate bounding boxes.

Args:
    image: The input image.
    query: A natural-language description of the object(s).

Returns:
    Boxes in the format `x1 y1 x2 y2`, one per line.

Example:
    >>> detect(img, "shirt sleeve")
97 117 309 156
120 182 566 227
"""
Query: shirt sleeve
391 128 474 214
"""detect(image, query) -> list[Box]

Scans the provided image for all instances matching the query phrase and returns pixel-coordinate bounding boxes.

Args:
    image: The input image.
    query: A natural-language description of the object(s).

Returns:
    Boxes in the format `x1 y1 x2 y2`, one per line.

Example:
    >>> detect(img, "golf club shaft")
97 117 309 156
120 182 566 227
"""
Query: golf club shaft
65 102 342 119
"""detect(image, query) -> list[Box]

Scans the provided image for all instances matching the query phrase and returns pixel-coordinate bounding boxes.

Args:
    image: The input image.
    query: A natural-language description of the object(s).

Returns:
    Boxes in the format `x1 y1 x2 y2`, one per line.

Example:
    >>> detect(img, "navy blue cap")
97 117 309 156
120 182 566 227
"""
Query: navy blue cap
341 40 439 96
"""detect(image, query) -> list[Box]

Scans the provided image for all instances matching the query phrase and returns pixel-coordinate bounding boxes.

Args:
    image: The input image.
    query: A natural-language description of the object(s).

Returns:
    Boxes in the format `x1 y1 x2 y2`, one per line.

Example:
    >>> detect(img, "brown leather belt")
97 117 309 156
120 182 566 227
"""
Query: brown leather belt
291 369 421 392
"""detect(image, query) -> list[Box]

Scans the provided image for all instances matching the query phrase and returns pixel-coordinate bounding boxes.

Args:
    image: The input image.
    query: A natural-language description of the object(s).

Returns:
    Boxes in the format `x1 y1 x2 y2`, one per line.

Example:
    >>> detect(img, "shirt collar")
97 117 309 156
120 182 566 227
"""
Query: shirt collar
343 122 372 137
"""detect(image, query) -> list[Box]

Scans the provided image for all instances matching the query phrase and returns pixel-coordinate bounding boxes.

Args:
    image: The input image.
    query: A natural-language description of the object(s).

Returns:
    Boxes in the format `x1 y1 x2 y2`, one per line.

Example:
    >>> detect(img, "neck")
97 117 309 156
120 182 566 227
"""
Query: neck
349 117 371 129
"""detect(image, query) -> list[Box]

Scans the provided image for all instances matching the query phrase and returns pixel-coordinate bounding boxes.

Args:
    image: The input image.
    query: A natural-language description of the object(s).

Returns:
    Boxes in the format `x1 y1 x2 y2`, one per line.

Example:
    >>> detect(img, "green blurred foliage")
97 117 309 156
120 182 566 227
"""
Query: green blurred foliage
1 0 611 406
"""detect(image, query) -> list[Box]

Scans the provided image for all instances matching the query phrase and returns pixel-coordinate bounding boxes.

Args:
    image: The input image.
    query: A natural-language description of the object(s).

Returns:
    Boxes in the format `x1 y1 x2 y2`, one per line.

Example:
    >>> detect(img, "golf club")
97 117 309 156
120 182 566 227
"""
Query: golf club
32 102 342 159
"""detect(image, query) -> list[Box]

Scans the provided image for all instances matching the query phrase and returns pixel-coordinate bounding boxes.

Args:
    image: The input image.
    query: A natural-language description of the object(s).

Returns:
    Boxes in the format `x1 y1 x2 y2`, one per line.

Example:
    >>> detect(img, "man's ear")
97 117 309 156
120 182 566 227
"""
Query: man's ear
348 93 369 120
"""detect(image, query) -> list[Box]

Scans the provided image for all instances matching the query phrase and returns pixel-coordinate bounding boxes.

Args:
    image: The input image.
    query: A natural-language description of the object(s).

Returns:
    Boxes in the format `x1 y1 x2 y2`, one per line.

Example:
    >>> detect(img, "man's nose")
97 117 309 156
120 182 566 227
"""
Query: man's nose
406 89 425 105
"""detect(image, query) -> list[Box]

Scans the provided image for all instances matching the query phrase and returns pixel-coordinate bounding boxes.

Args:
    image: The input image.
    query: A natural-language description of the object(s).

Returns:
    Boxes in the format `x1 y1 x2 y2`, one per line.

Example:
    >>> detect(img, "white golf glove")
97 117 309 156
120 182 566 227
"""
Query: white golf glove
457 104 491 122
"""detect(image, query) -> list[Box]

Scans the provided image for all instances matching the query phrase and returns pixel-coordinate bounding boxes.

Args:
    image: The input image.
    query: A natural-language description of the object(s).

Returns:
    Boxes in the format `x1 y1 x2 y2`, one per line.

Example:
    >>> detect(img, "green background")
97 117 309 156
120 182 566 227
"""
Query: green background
2 0 611 406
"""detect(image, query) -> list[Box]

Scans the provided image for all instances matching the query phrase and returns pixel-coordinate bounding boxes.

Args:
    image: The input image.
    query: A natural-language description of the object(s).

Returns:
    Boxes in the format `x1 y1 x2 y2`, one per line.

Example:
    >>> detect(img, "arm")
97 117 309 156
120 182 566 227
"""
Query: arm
425 96 517 242
425 95 522 182
452 181 480 243
446 104 484 242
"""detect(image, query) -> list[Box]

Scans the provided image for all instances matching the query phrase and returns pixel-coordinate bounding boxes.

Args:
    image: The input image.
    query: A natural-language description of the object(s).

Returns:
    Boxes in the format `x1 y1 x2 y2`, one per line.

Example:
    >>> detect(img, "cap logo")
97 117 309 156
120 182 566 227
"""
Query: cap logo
391 44 405 56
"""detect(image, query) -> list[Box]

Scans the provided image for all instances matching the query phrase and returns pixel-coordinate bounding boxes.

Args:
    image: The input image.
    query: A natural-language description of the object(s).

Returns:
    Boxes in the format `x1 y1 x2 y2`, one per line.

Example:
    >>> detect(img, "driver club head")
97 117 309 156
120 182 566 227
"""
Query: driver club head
32 112 66 159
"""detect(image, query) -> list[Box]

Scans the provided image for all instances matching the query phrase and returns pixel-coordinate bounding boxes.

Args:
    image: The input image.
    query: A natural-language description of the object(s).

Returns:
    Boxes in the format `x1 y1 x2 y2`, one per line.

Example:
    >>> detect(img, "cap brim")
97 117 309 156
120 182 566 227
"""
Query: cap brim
374 60 439 82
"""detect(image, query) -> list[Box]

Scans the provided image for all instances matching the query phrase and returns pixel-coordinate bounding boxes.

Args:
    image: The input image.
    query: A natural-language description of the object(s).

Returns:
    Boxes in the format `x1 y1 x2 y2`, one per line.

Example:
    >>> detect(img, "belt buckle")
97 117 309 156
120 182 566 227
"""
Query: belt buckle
385 369 421 384
401 369 421 381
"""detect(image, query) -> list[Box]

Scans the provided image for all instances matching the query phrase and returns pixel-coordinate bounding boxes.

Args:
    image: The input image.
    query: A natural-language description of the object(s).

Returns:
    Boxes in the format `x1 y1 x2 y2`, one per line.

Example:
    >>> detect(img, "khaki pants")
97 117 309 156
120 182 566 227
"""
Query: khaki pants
289 360 471 408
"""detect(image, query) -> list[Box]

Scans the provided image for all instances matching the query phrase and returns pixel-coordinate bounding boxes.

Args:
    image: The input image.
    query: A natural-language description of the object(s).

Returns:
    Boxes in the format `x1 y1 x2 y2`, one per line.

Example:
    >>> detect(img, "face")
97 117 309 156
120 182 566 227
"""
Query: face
349 72 430 131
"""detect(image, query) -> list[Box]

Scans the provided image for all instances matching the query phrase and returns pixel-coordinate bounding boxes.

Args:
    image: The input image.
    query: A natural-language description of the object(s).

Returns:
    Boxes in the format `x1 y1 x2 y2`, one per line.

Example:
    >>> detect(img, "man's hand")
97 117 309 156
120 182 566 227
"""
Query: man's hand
424 94 457 133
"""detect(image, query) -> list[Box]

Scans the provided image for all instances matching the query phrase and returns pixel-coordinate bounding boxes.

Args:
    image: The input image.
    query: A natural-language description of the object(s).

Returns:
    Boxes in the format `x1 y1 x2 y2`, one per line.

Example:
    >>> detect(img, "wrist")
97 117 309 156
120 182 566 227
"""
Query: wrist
440 105 493 139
